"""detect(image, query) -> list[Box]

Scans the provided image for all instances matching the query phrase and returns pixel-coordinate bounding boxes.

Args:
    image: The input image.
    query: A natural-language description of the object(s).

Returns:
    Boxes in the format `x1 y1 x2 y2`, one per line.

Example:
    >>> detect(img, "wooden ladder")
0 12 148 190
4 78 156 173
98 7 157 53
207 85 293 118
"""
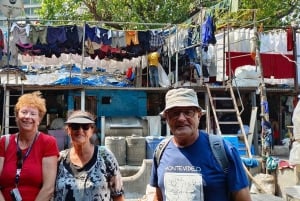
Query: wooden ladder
206 82 252 158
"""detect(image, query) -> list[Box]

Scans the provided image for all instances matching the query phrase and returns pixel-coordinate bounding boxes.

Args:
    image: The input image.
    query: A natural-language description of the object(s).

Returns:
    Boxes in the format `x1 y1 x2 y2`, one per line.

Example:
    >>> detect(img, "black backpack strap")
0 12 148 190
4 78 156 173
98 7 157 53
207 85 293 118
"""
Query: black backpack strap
209 134 229 173
154 134 229 173
154 136 173 165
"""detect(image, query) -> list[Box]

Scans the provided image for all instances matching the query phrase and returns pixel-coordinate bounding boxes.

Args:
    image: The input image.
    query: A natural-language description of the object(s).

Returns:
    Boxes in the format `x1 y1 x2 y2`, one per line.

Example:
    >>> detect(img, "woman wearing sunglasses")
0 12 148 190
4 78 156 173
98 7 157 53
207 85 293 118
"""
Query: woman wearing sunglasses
54 110 125 201
0 91 59 201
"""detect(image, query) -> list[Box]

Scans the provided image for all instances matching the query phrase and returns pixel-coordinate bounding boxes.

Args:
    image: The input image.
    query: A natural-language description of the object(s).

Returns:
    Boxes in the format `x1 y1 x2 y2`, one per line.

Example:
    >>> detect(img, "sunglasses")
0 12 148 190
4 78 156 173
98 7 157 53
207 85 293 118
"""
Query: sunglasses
69 123 92 131
166 108 197 120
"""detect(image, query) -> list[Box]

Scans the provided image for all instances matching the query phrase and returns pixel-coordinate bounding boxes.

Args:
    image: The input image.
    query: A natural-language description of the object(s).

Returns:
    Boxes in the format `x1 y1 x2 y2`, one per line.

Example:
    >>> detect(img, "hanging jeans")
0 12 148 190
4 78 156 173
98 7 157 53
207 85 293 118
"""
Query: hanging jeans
149 65 159 87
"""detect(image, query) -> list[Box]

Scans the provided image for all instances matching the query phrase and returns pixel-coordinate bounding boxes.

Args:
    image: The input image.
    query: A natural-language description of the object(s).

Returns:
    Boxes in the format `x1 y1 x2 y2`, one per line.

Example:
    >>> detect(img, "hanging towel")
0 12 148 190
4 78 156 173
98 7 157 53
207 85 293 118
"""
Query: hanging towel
241 157 259 168
278 159 295 169
146 116 161 136
266 156 279 171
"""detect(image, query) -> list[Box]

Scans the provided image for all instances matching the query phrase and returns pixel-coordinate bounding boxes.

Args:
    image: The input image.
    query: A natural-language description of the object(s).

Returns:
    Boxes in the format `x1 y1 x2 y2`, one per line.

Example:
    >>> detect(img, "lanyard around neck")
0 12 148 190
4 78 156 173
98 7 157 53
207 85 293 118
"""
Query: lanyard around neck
15 132 39 186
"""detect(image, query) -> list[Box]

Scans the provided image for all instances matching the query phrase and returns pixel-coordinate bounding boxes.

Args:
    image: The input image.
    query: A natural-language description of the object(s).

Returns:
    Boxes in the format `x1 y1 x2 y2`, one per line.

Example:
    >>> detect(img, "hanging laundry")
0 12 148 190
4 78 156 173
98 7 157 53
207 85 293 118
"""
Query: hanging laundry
10 22 31 65
201 15 216 51
262 121 273 150
61 25 80 54
29 25 48 45
226 52 295 79
138 30 151 53
0 28 3 61
111 30 126 48
0 28 4 49
186 27 198 60
125 30 139 46
287 26 293 51
149 31 164 49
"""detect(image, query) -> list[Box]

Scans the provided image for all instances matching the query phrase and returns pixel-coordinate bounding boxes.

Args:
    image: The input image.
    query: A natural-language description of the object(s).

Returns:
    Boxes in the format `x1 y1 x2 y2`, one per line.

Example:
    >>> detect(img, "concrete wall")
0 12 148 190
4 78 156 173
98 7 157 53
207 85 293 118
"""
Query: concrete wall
123 159 153 199
122 155 300 200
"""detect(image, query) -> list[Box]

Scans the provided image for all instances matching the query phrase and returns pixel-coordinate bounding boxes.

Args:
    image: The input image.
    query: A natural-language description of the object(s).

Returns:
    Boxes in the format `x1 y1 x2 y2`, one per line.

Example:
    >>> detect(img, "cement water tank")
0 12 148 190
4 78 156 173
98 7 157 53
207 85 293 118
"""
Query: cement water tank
104 117 148 137
105 136 126 166
126 135 146 166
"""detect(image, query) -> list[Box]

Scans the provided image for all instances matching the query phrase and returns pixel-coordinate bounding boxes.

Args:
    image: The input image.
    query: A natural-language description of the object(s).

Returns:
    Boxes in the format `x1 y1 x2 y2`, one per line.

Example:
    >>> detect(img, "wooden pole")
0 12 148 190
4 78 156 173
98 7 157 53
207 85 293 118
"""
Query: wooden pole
243 163 267 194
253 11 270 173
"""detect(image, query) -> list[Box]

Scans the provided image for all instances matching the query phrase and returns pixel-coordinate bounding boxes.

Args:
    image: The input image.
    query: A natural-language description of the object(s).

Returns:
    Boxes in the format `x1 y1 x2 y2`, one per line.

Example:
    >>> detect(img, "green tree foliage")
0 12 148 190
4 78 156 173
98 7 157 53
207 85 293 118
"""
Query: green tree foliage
37 0 197 29
37 0 300 29
215 0 300 29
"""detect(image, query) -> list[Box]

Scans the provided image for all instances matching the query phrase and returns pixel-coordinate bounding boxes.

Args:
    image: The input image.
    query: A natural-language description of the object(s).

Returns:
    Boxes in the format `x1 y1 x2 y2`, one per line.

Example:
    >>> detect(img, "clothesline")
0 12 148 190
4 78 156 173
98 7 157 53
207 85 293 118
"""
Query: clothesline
0 18 203 32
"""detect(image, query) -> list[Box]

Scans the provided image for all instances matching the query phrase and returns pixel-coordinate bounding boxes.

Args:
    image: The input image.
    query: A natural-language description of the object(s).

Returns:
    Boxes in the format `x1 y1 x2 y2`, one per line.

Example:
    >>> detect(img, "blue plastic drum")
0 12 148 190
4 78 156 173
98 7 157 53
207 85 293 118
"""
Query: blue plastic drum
145 136 165 159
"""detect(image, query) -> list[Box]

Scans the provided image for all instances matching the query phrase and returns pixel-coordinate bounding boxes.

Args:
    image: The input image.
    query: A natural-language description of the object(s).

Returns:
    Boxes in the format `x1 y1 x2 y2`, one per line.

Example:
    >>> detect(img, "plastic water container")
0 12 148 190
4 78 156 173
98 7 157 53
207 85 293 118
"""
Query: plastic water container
238 142 255 156
105 136 126 166
126 135 146 166
221 135 239 149
145 136 165 159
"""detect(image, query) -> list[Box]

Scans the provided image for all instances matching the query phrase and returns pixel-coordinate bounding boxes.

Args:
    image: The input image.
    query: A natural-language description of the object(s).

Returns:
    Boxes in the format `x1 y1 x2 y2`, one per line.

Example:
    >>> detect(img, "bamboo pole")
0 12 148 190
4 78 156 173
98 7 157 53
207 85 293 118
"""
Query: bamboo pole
253 11 270 174
243 163 267 194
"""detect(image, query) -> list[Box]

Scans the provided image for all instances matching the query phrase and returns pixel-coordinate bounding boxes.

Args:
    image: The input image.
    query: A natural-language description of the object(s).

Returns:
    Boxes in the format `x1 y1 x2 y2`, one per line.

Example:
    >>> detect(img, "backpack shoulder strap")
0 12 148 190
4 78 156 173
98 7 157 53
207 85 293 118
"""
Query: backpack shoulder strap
1 134 10 152
154 134 229 173
208 134 229 173
154 136 173 165
5 135 9 151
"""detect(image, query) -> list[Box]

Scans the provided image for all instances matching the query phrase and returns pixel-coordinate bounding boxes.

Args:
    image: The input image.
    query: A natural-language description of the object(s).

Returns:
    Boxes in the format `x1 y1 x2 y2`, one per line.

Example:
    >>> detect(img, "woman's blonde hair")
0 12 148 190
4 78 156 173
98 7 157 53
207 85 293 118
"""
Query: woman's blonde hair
15 91 47 119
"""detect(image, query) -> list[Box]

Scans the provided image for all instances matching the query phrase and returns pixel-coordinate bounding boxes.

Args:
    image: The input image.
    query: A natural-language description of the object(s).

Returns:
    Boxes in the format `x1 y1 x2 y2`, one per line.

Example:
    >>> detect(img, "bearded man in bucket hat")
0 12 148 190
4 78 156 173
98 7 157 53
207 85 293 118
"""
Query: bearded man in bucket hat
149 88 251 201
